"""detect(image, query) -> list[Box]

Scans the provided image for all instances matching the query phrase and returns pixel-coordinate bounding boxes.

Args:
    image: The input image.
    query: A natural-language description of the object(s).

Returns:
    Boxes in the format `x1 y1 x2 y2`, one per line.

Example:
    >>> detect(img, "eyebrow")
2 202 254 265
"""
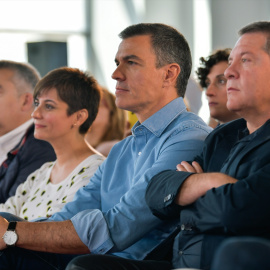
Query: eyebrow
45 99 57 104
35 97 57 104
115 54 142 63
216 74 226 78
240 51 253 56
206 73 225 80
228 51 253 61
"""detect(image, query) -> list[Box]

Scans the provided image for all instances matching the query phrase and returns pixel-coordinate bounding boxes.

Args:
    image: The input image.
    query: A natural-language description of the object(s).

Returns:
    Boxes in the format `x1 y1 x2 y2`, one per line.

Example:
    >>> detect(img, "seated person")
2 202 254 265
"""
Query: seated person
85 87 127 156
0 67 105 220
196 49 239 128
0 60 56 203
0 22 211 270
145 21 270 269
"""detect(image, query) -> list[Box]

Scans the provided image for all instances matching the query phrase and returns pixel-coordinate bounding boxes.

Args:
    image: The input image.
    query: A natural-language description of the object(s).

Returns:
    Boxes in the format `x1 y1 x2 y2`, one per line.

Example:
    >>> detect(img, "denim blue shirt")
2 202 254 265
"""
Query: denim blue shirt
47 97 212 260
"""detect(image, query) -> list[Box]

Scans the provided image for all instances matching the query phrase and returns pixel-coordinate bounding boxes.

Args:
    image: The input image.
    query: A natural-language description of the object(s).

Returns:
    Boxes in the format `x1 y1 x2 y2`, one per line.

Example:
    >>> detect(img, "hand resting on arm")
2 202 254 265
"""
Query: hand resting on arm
175 161 238 206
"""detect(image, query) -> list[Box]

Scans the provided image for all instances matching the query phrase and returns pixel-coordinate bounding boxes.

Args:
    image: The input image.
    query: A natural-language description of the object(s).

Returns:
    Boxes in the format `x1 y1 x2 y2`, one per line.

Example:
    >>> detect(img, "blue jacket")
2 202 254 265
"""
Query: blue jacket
146 118 270 269
0 124 56 203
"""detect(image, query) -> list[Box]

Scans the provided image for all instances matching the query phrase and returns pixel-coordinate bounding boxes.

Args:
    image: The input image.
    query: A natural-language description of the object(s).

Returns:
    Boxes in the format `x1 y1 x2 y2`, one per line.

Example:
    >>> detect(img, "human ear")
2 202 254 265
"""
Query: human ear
163 63 181 87
75 109 88 126
21 93 34 112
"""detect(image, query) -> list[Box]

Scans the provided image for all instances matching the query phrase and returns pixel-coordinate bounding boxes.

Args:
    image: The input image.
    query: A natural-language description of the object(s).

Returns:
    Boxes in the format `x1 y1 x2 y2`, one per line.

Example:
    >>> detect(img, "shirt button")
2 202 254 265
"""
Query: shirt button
179 250 183 255
138 152 142 156
181 224 185 230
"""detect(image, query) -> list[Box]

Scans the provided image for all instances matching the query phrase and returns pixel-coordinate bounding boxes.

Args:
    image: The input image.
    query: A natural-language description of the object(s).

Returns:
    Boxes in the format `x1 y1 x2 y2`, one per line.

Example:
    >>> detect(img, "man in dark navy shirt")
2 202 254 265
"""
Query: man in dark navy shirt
146 20 270 270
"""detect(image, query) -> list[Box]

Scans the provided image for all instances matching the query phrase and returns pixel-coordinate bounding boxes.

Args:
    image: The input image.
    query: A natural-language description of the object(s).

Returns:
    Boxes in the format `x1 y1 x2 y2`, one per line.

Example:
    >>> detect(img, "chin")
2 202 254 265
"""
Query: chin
226 105 238 112
115 101 128 111
115 99 123 109
33 133 45 140
226 100 240 111
210 111 220 120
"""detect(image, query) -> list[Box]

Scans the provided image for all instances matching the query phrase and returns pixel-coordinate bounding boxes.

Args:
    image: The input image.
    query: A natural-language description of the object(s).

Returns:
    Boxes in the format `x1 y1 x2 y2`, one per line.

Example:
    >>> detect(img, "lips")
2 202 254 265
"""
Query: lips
208 102 218 106
227 86 239 93
34 123 46 129
115 87 129 95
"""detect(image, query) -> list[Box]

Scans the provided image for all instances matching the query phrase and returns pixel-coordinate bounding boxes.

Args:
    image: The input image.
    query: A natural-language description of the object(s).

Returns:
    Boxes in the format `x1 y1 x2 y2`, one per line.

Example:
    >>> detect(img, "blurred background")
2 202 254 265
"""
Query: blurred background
0 0 269 121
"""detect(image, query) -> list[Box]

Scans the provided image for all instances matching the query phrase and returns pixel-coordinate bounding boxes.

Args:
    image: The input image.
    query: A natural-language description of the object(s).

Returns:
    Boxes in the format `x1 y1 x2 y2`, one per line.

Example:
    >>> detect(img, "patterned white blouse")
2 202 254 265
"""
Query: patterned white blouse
0 154 105 220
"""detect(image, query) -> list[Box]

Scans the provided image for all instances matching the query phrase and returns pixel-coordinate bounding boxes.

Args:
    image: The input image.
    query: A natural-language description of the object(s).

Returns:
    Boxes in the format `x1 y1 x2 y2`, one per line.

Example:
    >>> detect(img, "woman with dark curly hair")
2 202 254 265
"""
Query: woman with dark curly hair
197 49 239 127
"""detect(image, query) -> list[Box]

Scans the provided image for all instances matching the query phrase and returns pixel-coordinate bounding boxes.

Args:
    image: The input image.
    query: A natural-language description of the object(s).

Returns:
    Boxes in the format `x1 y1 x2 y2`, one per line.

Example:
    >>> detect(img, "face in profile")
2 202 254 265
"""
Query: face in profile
111 35 169 122
0 69 26 136
225 32 270 119
205 61 238 124
32 88 77 143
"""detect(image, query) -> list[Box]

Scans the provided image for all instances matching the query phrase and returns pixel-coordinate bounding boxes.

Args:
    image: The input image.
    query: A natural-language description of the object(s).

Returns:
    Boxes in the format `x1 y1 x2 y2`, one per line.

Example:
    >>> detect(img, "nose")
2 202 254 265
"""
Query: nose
205 83 216 97
31 105 41 119
111 64 125 81
224 61 238 80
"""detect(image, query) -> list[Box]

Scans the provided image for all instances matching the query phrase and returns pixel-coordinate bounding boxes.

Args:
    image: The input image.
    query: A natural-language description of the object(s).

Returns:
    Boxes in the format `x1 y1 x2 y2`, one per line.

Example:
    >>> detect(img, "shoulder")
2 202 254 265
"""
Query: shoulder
199 119 247 153
77 154 105 171
165 111 212 138
208 118 246 139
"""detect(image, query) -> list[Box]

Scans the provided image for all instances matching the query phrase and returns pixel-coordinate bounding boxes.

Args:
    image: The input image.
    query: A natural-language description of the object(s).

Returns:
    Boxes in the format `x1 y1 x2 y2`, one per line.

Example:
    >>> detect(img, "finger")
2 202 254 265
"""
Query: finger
176 164 187 172
180 161 197 173
192 161 204 173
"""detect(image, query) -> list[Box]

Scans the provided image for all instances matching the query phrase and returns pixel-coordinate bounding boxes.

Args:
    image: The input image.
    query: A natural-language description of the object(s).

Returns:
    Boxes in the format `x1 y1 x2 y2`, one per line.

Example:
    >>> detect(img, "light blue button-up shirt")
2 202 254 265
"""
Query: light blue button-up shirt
47 97 212 260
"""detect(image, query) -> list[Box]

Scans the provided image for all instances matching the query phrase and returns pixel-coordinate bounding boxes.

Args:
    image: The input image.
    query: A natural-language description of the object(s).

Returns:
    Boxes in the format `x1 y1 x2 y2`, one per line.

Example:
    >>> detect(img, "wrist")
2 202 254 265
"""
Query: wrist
2 221 18 247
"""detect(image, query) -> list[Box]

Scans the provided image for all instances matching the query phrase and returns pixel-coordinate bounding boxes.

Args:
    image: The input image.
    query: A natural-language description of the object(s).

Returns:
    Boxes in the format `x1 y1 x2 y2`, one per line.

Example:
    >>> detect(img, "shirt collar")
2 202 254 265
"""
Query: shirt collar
0 119 33 164
132 97 187 137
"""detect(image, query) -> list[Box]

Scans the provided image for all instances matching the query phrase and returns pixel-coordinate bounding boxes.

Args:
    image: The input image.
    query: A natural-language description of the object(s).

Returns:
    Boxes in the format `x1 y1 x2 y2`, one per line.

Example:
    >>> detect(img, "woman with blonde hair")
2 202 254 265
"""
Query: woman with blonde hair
85 87 127 156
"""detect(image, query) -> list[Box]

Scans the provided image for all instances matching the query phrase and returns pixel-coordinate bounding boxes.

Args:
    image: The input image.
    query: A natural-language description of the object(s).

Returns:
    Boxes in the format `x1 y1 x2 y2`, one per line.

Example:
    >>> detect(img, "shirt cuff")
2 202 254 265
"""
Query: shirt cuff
145 170 194 219
71 209 114 254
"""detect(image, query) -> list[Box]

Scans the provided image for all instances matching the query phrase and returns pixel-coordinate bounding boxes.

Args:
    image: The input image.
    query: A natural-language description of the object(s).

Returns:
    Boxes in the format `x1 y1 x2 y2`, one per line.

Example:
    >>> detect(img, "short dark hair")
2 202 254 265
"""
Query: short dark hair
239 21 270 54
196 48 231 88
0 60 40 94
119 23 192 97
34 67 101 134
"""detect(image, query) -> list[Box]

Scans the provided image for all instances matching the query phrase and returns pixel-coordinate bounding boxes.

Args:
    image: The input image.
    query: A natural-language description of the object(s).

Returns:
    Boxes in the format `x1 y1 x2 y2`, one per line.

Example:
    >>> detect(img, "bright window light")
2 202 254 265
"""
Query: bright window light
193 0 212 123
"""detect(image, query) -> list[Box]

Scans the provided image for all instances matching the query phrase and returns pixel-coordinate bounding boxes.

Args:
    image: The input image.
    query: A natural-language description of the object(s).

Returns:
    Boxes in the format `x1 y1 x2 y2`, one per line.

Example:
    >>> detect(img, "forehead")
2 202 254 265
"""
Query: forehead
36 87 59 99
115 35 155 60
0 68 15 82
0 69 18 95
230 32 267 57
208 61 228 77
